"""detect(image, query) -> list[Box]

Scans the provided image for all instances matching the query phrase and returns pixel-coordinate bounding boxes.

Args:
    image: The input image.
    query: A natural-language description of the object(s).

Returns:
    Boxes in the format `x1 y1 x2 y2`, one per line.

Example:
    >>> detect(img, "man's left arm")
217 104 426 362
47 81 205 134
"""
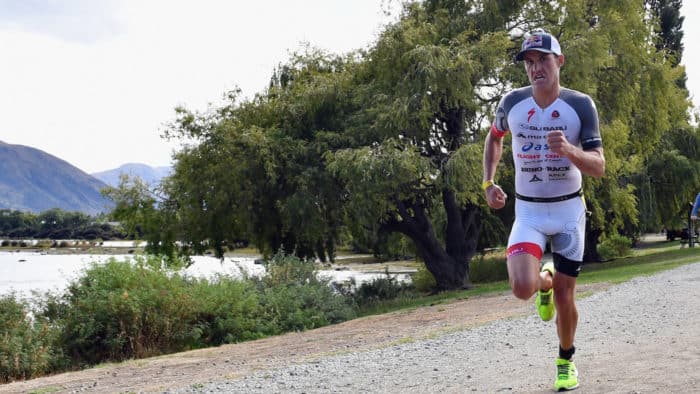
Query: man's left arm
552 93 605 178
546 130 605 178
566 146 605 178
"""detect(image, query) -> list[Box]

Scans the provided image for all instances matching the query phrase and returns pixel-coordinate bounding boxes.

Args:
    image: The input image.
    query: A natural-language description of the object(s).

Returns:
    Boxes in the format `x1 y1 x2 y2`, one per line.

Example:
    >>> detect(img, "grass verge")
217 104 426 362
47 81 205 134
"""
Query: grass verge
356 242 700 318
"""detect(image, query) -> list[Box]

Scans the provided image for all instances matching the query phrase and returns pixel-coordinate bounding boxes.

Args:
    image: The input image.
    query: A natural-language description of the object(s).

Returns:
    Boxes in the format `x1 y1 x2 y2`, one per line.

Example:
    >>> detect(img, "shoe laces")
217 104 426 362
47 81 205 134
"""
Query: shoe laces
540 290 552 305
557 361 572 379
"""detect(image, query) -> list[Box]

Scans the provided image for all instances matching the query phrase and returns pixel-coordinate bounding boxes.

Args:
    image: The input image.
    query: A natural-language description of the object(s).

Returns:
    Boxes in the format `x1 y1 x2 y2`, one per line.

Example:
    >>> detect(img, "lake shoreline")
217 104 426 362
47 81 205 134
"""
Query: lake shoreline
0 248 418 300
0 245 420 271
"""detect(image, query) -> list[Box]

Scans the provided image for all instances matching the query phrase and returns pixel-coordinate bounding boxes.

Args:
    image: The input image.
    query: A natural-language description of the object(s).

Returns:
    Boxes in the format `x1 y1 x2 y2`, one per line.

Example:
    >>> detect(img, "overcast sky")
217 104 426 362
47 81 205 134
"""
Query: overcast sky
1 1 699 174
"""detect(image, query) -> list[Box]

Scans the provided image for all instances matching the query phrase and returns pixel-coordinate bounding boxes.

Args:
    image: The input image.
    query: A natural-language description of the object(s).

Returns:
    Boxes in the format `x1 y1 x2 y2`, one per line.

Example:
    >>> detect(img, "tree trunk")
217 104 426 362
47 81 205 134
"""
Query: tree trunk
412 230 467 291
583 222 603 263
383 192 482 291
442 190 481 289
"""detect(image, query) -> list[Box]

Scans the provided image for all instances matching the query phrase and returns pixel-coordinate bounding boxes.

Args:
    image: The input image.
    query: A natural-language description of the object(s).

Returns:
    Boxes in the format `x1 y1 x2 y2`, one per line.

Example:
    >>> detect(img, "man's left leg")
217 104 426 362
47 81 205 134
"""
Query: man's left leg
553 267 579 391
554 271 578 353
549 197 586 391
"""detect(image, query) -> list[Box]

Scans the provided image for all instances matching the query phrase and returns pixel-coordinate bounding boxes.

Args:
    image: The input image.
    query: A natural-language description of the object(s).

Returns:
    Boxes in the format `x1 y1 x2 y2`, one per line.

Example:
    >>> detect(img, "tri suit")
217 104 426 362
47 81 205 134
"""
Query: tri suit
491 86 602 276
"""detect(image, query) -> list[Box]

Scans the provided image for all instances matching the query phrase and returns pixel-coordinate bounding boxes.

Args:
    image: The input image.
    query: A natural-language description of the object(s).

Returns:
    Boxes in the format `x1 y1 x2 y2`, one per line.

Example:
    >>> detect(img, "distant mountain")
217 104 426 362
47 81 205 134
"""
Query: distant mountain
92 163 171 188
0 141 112 215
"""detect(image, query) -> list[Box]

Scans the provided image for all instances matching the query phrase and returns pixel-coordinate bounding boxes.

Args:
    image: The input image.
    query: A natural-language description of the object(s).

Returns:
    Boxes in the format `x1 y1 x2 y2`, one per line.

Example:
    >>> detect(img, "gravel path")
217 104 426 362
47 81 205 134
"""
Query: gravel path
175 262 700 394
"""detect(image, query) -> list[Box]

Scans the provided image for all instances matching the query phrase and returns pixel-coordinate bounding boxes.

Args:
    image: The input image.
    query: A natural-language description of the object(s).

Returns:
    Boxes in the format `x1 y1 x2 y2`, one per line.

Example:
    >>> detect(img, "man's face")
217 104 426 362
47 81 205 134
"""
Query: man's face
523 51 564 89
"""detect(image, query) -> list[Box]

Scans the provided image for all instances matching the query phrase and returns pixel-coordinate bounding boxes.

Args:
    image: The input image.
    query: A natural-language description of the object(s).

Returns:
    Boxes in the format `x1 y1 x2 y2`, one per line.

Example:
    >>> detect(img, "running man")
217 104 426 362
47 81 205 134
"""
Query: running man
482 29 605 391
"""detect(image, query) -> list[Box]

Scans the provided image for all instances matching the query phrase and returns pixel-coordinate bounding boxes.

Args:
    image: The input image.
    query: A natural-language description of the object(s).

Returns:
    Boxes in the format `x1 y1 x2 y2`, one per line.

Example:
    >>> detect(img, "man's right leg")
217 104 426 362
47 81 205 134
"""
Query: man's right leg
506 252 550 300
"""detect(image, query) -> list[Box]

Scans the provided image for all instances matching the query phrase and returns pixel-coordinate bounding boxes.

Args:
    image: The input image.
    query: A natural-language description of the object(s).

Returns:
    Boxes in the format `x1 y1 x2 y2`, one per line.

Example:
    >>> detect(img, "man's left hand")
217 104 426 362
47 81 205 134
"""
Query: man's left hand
547 130 573 156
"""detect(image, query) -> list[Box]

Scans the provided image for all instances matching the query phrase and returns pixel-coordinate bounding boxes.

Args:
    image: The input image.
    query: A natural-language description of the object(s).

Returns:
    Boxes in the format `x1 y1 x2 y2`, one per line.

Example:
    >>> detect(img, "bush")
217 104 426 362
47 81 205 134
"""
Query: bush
411 253 507 293
25 251 357 375
38 254 273 369
254 251 355 334
47 251 356 368
50 256 202 366
411 263 436 293
258 251 319 288
188 274 262 345
597 234 632 261
469 252 508 283
0 294 56 383
353 268 413 305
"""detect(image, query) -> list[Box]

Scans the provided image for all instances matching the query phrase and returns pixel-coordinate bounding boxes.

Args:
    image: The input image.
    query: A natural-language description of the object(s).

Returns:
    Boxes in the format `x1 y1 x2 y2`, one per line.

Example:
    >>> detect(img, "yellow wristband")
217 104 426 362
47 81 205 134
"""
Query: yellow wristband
482 180 495 190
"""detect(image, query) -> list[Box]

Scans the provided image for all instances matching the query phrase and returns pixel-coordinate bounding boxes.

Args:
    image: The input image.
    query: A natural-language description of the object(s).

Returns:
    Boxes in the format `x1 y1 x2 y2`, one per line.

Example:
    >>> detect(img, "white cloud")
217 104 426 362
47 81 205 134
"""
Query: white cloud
0 0 124 43
0 0 394 173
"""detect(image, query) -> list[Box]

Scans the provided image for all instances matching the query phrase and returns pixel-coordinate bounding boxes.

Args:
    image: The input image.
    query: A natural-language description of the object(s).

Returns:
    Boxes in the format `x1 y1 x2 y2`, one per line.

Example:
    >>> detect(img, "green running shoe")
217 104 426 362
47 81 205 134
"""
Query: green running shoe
535 262 555 321
554 358 579 391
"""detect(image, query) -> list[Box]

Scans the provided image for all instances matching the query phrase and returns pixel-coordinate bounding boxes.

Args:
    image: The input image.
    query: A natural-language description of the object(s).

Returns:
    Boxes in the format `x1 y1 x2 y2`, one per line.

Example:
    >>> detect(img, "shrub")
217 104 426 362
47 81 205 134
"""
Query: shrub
259 251 319 288
49 255 205 366
26 251 361 373
353 268 412 305
188 274 262 344
0 294 56 383
254 251 355 334
597 234 632 261
44 252 355 368
468 252 508 283
410 253 508 293
411 263 436 293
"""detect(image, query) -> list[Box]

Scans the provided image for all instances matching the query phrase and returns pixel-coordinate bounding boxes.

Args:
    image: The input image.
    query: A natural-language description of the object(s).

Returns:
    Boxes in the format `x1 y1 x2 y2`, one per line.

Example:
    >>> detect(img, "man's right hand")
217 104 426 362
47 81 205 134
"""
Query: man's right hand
692 215 698 220
485 184 507 209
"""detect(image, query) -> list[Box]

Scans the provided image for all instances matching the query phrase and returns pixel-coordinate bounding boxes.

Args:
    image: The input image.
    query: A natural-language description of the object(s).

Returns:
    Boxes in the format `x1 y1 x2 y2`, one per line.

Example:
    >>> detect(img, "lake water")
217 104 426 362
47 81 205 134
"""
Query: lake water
0 251 412 300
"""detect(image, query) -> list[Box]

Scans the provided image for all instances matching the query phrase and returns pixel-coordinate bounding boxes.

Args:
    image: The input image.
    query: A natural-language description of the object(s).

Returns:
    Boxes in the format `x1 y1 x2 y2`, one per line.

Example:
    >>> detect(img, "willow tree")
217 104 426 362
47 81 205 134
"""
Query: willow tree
633 0 696 233
162 51 361 261
158 1 522 289
584 0 692 240
327 0 528 290
103 175 180 261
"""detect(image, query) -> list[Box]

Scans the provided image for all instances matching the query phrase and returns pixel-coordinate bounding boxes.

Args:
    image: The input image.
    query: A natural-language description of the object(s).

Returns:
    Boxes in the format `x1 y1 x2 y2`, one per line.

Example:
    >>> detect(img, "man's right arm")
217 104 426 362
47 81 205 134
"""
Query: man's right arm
483 132 502 181
483 132 507 209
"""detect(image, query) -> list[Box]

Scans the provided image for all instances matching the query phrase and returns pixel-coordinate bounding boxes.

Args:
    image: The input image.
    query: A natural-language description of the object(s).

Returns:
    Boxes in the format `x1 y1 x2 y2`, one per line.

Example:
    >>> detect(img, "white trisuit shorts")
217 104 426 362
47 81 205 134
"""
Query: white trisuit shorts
506 196 586 269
